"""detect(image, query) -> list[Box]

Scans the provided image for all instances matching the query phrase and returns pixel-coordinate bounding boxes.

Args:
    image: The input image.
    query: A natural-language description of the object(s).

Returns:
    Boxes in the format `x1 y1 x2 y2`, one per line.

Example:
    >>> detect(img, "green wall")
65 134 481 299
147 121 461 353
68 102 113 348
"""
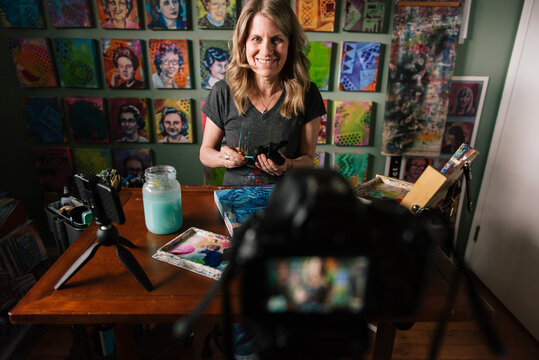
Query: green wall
0 0 524 252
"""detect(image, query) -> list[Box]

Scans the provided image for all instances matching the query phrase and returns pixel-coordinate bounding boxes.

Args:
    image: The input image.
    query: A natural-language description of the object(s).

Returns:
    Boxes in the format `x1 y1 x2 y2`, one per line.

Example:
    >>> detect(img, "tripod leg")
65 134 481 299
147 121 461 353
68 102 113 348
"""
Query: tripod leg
54 242 101 290
115 244 153 291
117 236 136 248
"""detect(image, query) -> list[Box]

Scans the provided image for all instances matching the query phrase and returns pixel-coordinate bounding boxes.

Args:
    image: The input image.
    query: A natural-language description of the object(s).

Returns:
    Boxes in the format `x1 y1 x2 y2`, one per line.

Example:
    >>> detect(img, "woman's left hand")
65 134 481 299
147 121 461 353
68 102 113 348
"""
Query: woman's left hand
256 153 289 176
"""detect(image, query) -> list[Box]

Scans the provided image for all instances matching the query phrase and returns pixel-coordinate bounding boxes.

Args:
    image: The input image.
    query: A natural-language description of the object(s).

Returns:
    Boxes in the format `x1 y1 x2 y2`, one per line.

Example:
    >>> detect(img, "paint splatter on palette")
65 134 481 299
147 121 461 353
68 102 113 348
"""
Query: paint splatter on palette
354 175 413 202
153 227 231 280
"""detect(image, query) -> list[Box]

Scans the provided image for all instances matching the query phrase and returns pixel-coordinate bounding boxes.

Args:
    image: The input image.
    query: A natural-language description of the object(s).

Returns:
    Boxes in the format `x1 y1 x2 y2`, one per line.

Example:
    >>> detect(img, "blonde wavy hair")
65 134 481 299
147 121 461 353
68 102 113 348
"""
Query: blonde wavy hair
226 0 310 118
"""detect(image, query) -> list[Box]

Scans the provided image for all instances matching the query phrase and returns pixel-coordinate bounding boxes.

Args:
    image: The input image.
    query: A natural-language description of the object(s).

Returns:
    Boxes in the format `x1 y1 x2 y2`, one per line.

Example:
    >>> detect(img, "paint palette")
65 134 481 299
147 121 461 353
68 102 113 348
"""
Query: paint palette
355 175 413 202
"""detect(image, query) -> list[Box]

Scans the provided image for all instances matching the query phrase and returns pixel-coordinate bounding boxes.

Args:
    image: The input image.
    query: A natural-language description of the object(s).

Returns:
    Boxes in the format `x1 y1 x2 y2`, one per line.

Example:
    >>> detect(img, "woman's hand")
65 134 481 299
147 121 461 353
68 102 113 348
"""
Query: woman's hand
111 70 120 87
220 146 247 169
256 152 290 176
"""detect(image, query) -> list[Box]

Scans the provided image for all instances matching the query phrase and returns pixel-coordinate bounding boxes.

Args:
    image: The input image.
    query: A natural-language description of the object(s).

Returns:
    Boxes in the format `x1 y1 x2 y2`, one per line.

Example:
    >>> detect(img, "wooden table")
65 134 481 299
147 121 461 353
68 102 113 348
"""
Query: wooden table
10 186 481 360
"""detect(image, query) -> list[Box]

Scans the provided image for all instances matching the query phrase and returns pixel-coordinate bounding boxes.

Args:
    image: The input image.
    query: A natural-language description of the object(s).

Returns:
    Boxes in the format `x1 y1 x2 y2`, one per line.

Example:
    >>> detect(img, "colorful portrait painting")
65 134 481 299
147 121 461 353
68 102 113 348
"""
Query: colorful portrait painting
73 148 112 175
113 148 152 179
317 99 328 144
343 0 386 33
146 0 188 29
149 39 191 89
306 41 333 91
0 0 45 28
154 98 193 143
23 97 65 143
109 98 151 143
402 157 432 183
197 0 236 29
66 97 109 143
448 82 479 116
333 100 373 146
441 121 473 155
97 0 140 29
333 152 371 182
339 41 381 92
102 38 146 89
200 40 230 90
32 147 73 192
48 0 92 28
53 38 99 88
296 0 336 32
7 37 58 88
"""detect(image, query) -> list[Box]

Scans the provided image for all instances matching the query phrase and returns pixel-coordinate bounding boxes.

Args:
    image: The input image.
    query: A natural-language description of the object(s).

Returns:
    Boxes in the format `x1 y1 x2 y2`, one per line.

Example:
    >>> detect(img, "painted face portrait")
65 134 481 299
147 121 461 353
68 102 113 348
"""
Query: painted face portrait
117 56 135 82
163 113 182 137
210 60 228 80
161 52 181 79
198 0 235 29
124 157 144 177
207 0 227 23
107 0 129 22
120 111 137 136
405 158 429 183
158 0 180 21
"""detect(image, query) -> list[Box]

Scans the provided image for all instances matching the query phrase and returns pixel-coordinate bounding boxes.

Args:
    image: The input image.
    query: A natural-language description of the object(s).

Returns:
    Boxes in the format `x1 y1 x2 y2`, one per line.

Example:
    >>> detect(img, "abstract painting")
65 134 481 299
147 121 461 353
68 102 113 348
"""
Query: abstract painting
146 0 188 29
154 98 193 143
48 0 92 28
296 0 336 32
108 98 151 143
200 40 230 89
149 39 191 89
0 0 45 28
7 38 58 88
317 99 328 144
102 38 146 89
382 1 464 156
333 100 373 146
306 41 333 91
113 148 152 179
97 0 140 29
197 0 237 29
333 152 370 182
343 0 386 33
32 147 73 192
23 97 65 143
338 41 381 92
73 148 112 176
53 38 99 88
66 97 109 143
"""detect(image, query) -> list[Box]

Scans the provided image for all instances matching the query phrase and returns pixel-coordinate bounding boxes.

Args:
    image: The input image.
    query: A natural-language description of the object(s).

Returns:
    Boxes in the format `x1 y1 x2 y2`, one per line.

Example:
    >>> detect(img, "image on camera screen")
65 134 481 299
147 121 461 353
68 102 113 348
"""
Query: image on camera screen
265 256 369 314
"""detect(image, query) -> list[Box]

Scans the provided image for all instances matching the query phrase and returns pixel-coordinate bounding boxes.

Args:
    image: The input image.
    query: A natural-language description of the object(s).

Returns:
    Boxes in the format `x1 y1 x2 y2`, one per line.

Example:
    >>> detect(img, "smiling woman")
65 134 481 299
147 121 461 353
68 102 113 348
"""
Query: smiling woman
100 0 140 29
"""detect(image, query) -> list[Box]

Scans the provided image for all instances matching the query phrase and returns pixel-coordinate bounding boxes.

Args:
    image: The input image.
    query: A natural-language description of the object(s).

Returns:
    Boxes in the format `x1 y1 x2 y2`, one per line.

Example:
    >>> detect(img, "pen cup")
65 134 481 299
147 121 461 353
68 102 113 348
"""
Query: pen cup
142 165 183 235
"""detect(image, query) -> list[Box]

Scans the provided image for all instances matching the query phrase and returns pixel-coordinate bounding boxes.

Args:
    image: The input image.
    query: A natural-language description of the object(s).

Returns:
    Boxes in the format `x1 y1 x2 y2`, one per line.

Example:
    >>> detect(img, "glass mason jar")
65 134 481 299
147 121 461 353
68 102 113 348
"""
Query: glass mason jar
142 165 183 235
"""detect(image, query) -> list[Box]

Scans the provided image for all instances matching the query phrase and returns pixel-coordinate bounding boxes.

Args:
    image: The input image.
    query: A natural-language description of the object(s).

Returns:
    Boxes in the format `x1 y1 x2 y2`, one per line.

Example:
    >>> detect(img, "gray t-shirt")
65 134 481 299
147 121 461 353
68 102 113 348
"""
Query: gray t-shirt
202 80 326 186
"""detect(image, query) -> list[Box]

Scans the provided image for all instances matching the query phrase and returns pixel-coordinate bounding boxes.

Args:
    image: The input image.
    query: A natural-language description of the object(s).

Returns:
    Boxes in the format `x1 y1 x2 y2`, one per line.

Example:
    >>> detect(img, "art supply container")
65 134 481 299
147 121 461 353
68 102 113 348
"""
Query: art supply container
142 165 183 235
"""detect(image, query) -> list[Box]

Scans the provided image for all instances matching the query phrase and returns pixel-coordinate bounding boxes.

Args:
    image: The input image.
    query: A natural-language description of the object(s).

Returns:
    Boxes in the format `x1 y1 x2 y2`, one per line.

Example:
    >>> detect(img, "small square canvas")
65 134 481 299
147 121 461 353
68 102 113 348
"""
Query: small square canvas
149 39 191 89
154 98 193 143
66 97 109 143
333 152 371 183
332 100 373 146
339 41 381 92
146 0 188 29
53 38 99 88
97 0 140 29
0 0 45 28
306 41 333 91
48 0 92 28
296 0 336 32
102 39 146 89
343 0 386 33
441 121 473 155
314 151 326 169
7 38 58 88
32 147 73 192
197 0 236 29
109 98 151 143
73 148 112 176
200 40 231 89
23 97 65 143
317 99 328 144
113 148 153 179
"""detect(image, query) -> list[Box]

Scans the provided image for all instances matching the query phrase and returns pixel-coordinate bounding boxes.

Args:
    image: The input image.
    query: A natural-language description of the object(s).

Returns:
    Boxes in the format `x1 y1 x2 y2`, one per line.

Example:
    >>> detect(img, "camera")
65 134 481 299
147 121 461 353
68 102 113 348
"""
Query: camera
233 168 435 359
245 141 288 166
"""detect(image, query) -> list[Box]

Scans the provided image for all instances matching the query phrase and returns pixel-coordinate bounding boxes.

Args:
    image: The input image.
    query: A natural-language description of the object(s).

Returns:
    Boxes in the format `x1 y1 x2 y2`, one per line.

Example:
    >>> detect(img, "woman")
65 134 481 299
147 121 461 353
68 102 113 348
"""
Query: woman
200 0 326 186
442 124 466 154
201 47 230 89
404 158 430 183
198 0 236 28
152 42 183 88
111 47 144 88
101 0 139 29
158 106 189 143
117 104 149 142
449 86 475 116
148 0 187 29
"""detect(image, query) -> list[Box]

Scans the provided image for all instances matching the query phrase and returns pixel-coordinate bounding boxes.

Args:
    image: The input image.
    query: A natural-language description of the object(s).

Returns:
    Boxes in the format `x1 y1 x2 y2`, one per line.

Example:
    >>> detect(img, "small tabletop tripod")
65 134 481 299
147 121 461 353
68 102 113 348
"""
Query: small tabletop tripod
54 174 153 291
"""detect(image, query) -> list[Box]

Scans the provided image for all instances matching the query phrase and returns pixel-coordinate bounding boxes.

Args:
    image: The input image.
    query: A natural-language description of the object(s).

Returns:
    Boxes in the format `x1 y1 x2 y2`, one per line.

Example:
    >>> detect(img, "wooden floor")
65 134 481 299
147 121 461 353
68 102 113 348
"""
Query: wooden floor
18 277 539 360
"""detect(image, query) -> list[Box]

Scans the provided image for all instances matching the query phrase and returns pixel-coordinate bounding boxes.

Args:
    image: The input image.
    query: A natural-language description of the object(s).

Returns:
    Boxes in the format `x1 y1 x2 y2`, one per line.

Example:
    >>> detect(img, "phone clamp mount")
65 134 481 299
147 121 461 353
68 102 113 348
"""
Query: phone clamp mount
54 174 153 291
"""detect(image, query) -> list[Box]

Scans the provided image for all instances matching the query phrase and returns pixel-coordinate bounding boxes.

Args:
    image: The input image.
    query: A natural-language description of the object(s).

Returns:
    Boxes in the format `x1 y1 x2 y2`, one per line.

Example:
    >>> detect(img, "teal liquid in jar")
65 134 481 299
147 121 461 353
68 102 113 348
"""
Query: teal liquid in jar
142 165 183 235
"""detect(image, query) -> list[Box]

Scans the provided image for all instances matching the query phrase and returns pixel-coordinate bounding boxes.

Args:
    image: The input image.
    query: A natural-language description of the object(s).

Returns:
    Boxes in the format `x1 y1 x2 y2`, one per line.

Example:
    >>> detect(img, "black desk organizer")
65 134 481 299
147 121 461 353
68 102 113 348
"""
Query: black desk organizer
44 200 88 253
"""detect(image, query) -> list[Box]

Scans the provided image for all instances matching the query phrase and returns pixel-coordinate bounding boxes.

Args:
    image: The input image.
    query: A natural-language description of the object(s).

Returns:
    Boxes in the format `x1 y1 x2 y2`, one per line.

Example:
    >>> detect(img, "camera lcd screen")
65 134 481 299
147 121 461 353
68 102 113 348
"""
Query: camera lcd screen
265 256 369 314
